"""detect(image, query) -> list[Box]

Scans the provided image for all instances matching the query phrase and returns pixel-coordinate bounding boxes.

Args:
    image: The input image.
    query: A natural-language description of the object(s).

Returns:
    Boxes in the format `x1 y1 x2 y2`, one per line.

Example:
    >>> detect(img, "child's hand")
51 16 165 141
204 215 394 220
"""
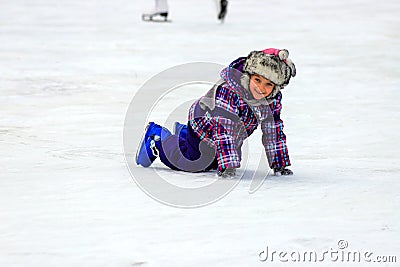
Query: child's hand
217 168 236 178
273 167 293 176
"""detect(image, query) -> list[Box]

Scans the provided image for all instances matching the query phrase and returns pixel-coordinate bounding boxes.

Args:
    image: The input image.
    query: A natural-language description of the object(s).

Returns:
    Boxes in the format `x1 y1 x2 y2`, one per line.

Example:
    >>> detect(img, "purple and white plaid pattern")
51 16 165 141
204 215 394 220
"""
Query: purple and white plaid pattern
189 58 291 171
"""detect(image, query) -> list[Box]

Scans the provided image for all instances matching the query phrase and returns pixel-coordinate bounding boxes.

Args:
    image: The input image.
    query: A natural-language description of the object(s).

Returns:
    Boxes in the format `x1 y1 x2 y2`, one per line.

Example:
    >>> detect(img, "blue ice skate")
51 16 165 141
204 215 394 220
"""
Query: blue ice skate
173 121 188 140
136 122 172 167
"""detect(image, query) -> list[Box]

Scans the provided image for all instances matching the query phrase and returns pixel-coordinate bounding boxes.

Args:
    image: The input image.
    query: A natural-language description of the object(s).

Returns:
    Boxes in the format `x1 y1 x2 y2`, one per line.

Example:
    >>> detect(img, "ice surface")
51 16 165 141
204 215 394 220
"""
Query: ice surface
1 0 399 266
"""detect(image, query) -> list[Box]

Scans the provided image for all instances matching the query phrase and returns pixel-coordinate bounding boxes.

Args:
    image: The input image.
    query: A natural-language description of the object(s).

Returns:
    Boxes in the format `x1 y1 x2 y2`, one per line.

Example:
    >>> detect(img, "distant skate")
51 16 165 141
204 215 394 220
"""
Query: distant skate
142 12 170 22
142 0 170 22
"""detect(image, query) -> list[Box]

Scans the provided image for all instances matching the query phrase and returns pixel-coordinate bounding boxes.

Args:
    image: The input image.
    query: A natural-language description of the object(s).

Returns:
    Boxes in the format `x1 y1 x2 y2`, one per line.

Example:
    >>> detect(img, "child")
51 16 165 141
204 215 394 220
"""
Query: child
136 48 296 177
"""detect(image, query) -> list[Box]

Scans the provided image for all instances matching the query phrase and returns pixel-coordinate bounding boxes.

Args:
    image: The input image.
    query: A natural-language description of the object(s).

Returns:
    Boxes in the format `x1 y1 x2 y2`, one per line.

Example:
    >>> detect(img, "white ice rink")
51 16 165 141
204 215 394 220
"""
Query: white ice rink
1 0 399 266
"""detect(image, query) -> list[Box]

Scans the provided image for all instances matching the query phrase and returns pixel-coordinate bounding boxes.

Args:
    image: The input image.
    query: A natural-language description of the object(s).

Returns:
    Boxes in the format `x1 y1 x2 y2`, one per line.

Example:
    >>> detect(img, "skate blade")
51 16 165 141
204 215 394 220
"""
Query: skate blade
135 122 152 164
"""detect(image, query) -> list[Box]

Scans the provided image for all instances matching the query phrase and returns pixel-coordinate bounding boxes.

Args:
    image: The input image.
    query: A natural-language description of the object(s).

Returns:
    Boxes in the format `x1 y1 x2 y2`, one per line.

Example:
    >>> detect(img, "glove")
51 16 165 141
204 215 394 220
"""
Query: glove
217 168 236 178
273 167 293 176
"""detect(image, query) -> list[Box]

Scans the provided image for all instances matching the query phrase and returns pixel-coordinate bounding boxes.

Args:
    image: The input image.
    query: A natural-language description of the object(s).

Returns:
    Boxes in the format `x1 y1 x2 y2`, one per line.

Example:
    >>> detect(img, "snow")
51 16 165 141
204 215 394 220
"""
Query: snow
1 0 399 266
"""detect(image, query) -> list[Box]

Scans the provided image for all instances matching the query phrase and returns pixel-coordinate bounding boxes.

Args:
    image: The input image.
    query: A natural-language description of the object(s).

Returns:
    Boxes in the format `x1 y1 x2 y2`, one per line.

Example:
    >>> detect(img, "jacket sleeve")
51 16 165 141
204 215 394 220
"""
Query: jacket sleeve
261 92 291 169
211 86 241 172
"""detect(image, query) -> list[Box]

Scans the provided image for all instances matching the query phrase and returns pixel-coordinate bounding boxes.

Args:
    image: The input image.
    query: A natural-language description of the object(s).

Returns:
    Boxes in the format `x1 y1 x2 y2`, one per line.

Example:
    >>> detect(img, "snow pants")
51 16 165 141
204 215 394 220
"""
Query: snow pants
158 124 218 172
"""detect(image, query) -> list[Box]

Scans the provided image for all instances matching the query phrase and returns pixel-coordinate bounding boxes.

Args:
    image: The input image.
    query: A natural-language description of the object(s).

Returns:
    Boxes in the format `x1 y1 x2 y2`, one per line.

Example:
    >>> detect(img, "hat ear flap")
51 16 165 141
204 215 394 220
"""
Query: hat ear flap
240 73 251 91
285 58 296 77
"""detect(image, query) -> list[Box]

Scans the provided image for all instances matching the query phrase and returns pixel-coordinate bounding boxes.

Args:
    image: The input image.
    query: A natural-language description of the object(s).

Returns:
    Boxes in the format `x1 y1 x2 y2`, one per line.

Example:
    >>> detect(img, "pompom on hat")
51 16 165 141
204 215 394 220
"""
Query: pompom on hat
243 48 296 87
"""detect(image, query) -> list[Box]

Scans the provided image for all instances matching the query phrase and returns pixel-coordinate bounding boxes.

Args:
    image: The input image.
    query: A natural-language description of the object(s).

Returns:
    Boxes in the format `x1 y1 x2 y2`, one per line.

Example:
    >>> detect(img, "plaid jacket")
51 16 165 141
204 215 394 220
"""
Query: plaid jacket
188 57 291 171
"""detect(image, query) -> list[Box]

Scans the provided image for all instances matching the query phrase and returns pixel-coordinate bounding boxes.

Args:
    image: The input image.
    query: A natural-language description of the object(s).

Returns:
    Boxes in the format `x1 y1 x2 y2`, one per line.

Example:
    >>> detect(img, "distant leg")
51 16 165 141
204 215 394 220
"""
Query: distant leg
217 0 228 21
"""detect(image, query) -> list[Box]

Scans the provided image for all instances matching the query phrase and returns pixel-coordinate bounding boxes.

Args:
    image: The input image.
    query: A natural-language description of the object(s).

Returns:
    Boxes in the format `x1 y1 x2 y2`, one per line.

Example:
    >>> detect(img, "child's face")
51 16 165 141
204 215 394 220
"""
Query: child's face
249 74 275 100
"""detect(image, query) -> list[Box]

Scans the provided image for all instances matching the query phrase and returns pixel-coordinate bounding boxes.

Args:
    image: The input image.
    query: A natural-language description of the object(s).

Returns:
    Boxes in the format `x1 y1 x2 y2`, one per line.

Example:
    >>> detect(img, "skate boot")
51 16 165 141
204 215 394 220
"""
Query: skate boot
173 121 188 140
217 0 228 21
142 0 169 22
136 122 172 167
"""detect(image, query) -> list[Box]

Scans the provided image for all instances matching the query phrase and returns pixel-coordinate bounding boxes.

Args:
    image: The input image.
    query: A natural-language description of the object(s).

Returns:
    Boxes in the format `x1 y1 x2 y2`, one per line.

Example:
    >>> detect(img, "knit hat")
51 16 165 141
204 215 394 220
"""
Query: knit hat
243 48 296 86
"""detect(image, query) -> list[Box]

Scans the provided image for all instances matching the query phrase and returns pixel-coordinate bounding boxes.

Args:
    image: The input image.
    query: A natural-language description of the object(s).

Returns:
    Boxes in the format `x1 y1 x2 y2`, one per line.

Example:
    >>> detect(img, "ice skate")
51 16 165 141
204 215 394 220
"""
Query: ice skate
136 122 172 167
173 121 188 139
142 0 170 22
142 12 169 22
